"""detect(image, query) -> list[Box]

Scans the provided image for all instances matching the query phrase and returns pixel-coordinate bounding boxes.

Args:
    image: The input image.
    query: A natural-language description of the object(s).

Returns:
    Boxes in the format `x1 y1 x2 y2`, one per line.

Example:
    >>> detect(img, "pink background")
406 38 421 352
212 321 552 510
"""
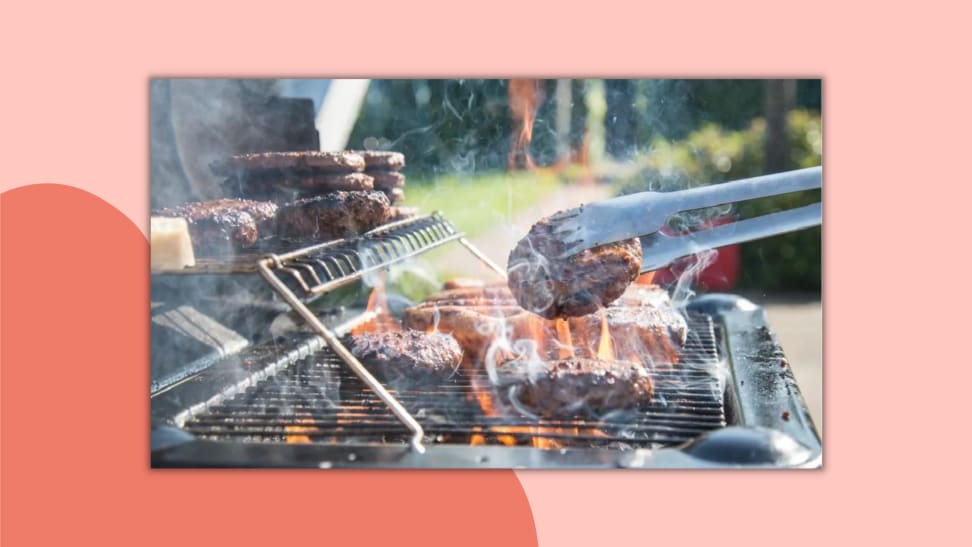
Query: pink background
3 1 968 544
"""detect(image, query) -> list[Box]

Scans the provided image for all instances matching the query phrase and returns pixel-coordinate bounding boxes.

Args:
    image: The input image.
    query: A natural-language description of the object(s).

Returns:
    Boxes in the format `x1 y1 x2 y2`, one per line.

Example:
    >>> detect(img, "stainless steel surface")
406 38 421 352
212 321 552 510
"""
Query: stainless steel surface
551 166 822 260
639 203 821 272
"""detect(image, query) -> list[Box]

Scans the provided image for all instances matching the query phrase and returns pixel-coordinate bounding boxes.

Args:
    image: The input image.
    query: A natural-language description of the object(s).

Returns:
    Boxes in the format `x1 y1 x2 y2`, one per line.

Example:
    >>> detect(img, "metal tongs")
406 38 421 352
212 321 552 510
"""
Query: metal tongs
551 166 822 271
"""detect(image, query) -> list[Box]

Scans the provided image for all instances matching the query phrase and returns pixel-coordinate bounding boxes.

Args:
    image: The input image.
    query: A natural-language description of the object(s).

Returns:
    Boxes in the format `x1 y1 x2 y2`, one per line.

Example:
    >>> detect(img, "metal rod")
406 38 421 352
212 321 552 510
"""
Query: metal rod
258 258 427 453
308 232 464 295
458 238 508 280
249 212 520 452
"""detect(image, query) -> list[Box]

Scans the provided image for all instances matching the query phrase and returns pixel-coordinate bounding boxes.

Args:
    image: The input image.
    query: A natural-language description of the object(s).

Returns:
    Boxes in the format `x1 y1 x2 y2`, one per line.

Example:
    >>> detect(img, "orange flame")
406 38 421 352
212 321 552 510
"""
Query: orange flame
285 416 317 444
508 79 543 170
635 271 657 285
596 307 615 360
353 272 398 335
554 318 574 359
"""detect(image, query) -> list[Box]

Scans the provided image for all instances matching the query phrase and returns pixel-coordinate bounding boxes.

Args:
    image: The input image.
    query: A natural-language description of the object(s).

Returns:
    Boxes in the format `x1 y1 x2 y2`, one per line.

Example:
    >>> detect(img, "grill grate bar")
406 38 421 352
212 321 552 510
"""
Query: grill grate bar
184 315 726 449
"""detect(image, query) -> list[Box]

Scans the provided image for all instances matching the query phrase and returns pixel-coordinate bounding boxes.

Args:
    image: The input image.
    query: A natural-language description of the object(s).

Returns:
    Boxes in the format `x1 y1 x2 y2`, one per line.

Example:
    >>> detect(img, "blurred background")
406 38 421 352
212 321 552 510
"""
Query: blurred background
152 78 822 429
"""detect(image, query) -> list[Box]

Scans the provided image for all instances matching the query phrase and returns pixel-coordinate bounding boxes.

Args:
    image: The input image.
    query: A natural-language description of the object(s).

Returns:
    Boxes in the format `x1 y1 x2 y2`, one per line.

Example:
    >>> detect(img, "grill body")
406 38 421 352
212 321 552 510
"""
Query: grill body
152 294 821 468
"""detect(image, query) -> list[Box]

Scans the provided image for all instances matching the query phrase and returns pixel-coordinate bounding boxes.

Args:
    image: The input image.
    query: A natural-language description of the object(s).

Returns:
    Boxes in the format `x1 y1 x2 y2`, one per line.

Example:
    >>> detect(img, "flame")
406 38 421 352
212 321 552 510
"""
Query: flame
554 318 574 359
635 271 656 285
596 307 615 360
353 272 399 335
285 416 317 444
507 79 543 170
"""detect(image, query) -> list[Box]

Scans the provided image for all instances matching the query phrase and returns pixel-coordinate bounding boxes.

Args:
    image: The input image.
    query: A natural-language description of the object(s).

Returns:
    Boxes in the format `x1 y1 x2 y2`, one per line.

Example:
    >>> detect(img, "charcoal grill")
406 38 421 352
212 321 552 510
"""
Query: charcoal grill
151 213 821 468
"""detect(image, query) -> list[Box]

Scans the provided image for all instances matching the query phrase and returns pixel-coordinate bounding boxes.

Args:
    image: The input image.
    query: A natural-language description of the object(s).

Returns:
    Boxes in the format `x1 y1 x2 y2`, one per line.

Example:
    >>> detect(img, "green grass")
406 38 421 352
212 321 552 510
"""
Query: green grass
402 171 561 239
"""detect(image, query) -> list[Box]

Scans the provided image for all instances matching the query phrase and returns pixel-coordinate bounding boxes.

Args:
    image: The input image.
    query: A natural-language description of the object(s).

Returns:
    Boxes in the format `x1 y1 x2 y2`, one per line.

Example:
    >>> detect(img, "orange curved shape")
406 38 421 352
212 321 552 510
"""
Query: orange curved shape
1 184 537 547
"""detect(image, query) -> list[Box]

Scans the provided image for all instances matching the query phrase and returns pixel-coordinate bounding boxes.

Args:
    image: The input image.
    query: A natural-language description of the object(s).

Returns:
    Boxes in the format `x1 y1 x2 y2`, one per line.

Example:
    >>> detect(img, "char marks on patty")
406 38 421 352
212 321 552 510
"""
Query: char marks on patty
494 357 654 418
152 198 278 255
210 150 366 176
350 330 463 386
275 190 391 242
507 214 642 319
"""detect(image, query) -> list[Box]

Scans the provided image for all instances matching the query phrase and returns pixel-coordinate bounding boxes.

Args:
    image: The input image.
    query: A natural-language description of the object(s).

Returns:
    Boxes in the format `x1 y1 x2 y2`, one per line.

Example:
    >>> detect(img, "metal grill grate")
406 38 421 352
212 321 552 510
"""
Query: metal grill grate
181 315 726 449
261 213 493 298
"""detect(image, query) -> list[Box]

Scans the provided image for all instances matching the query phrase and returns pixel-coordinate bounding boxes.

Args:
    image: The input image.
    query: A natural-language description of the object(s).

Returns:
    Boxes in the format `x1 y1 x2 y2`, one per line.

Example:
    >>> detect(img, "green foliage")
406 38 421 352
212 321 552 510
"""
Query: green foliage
615 110 823 291
402 171 561 239
348 80 512 177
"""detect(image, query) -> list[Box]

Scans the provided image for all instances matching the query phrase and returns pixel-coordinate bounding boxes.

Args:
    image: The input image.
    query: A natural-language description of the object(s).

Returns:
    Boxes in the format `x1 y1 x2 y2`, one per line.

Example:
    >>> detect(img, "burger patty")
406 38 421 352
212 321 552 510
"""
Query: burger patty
152 198 278 255
568 285 688 364
350 330 463 385
494 357 654 417
350 150 406 171
369 171 406 190
403 284 687 366
382 188 405 203
507 214 642 319
224 171 375 200
210 150 366 176
388 206 419 223
275 191 391 242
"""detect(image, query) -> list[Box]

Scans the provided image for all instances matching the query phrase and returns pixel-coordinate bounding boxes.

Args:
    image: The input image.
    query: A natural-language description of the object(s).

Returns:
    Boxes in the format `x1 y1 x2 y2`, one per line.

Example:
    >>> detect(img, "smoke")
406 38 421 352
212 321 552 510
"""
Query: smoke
670 248 719 308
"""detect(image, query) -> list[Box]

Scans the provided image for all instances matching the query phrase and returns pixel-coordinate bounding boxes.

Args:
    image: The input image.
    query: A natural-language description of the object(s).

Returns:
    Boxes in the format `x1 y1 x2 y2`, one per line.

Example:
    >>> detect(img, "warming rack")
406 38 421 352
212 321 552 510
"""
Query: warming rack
255 212 505 452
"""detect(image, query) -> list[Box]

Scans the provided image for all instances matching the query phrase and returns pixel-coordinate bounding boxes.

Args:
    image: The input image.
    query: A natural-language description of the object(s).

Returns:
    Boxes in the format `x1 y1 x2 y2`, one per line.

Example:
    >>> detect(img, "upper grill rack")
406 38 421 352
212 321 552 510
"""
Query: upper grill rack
181 315 725 449
262 213 500 299
257 212 507 452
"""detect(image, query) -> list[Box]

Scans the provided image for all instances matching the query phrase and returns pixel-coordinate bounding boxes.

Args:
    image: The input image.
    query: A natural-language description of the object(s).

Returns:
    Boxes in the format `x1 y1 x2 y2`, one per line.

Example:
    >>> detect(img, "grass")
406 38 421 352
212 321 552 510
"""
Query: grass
402 171 562 239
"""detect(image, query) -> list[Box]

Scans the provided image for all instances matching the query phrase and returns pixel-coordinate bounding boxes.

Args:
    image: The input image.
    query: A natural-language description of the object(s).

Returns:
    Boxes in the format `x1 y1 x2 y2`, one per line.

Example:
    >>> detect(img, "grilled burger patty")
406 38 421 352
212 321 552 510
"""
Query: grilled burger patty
507 214 643 319
275 191 391 242
224 171 375 200
369 171 406 190
383 188 405 203
350 150 406 171
152 198 278 255
403 284 687 366
494 357 654 417
210 150 366 176
350 330 463 384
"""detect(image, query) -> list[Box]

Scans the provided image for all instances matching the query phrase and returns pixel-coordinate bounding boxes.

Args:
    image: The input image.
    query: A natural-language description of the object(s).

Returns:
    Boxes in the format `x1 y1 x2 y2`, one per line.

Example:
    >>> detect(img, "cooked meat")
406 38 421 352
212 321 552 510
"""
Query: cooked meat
350 150 406 171
403 303 527 363
494 357 654 417
275 191 391 242
152 198 277 255
388 206 419 223
370 171 406 190
419 284 518 306
224 171 374 200
350 330 463 385
403 284 687 366
383 188 405 203
210 151 365 176
442 278 487 290
507 214 642 319
568 285 688 364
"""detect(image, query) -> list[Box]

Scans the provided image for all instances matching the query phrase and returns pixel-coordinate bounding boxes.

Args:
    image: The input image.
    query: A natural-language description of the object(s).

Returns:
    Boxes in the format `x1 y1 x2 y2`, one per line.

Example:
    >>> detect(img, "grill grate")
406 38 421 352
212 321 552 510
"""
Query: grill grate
262 213 481 298
182 315 726 449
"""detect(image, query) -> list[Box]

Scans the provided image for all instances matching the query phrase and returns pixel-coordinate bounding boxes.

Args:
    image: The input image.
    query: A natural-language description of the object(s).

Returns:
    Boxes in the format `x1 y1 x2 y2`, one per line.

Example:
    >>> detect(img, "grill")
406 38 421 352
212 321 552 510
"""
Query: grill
151 212 821 468
178 315 723 448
